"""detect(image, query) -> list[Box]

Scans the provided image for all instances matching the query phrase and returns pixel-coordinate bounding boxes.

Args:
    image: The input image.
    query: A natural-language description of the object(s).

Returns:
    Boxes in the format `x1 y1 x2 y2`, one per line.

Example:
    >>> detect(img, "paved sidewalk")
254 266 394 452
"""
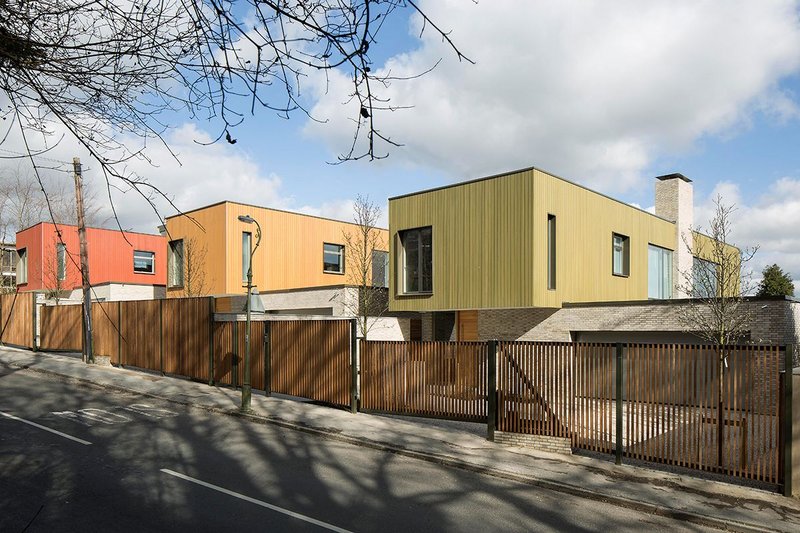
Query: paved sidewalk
2 347 799 532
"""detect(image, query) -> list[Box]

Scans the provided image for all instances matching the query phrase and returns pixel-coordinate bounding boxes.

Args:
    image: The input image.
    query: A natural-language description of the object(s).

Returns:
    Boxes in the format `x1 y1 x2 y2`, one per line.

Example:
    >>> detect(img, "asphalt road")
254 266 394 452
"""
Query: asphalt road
0 365 717 532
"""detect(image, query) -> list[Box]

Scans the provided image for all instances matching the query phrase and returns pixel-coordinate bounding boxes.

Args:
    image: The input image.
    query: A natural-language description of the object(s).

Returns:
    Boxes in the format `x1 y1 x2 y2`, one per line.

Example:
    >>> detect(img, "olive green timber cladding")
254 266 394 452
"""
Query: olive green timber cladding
390 168 676 312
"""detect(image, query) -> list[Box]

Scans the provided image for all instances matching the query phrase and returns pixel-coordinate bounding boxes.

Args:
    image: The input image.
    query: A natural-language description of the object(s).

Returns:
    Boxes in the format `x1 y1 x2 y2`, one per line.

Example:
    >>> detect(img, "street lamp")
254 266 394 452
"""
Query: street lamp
238 214 261 412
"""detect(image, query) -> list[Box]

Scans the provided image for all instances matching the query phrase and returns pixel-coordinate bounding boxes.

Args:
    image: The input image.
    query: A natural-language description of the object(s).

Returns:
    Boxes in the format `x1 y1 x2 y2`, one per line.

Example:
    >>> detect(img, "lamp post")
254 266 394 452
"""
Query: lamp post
237 214 261 412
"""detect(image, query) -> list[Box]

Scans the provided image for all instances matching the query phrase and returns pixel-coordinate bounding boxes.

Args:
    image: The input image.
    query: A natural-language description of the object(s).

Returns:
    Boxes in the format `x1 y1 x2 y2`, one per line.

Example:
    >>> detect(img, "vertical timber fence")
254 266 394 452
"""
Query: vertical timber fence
360 340 488 421
0 292 35 349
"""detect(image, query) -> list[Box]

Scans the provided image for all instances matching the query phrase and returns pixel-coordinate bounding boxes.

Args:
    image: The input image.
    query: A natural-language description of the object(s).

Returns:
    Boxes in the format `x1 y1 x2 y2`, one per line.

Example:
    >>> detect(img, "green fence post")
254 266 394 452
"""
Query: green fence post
31 293 38 351
350 319 358 414
232 320 239 389
264 321 271 397
208 296 215 386
784 344 794 497
487 339 498 441
159 299 164 375
616 342 624 465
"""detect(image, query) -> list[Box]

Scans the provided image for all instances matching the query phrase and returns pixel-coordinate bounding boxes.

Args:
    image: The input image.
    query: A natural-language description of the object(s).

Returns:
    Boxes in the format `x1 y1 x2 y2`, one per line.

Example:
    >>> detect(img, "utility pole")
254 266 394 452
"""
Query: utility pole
73 157 94 364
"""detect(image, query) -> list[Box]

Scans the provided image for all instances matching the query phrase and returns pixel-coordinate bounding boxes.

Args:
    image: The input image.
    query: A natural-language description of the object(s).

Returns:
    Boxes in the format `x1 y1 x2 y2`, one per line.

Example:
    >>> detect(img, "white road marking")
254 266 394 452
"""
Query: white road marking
160 469 353 533
122 404 178 418
0 411 92 445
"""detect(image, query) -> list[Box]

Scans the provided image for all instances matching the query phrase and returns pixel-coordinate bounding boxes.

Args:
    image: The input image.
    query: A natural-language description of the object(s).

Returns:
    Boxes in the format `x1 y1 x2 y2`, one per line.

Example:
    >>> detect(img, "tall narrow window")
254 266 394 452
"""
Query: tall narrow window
371 250 389 287
323 243 345 274
400 227 432 293
648 244 673 299
16 248 27 285
612 233 630 276
56 243 66 281
168 239 184 288
692 257 718 298
547 214 556 290
133 250 155 274
242 231 252 283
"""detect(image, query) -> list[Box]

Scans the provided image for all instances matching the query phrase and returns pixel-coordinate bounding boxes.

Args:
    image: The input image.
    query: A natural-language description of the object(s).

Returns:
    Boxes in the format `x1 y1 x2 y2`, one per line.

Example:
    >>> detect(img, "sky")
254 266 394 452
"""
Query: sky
4 1 800 286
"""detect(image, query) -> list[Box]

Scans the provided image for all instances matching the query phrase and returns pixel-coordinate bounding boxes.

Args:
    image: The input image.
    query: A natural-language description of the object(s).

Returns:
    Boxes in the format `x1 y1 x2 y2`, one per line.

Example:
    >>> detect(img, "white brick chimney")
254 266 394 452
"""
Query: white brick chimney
654 173 693 298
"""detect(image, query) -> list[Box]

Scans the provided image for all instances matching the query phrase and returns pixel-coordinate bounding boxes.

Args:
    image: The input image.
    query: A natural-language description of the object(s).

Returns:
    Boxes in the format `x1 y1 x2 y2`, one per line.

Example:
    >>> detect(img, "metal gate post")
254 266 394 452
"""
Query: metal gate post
487 339 498 441
615 342 624 465
350 319 358 414
784 344 794 497
264 321 271 397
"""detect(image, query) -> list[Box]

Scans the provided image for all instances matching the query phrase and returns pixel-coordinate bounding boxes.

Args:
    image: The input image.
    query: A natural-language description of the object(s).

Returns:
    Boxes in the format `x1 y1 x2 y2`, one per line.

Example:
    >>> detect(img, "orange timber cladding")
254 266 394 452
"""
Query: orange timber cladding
29 299 787 487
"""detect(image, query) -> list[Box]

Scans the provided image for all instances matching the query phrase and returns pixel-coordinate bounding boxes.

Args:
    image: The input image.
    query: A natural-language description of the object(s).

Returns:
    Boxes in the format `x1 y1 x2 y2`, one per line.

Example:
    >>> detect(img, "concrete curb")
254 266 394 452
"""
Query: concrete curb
4 360 779 533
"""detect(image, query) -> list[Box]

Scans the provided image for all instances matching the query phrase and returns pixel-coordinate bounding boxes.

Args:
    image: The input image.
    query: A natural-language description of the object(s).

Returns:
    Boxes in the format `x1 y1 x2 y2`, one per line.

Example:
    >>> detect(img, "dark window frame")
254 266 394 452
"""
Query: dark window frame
399 226 433 295
612 232 630 277
168 239 184 288
133 250 155 275
547 214 556 290
323 242 345 275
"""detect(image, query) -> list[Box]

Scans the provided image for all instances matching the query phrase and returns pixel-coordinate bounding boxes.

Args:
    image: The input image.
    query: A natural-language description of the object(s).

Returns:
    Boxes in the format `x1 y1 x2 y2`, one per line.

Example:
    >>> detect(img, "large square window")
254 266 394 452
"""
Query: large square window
612 233 630 277
323 243 345 274
647 244 672 299
133 250 155 274
400 227 432 294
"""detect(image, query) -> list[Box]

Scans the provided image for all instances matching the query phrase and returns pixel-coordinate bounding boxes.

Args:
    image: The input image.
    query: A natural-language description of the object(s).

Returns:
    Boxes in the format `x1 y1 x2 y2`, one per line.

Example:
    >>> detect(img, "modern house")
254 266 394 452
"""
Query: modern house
15 222 167 301
388 167 762 343
163 201 394 320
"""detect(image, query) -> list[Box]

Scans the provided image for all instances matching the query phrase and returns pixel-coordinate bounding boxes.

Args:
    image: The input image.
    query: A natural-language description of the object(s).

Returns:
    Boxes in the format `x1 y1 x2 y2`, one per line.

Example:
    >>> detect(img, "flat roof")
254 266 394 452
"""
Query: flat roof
17 221 162 238
388 164 674 224
164 200 388 231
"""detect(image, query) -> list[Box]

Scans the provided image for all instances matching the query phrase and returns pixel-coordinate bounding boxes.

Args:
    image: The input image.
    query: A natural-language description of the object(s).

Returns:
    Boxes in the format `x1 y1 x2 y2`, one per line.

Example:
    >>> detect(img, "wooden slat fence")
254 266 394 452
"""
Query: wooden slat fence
0 292 34 349
624 344 782 484
212 320 266 390
497 341 572 438
573 343 616 454
119 299 161 370
162 298 213 381
92 301 121 362
360 340 488 421
271 320 351 407
39 304 82 351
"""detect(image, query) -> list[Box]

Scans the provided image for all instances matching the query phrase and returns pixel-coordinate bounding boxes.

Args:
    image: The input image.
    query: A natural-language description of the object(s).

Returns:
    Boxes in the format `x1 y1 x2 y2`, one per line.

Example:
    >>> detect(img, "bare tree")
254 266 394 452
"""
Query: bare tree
41 239 68 304
340 194 388 338
677 195 758 468
183 237 209 297
1 1 471 230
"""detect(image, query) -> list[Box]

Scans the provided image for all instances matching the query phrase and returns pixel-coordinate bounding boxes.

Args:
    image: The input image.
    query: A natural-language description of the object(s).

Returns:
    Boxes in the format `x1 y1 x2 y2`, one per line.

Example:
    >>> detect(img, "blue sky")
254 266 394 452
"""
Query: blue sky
6 1 800 284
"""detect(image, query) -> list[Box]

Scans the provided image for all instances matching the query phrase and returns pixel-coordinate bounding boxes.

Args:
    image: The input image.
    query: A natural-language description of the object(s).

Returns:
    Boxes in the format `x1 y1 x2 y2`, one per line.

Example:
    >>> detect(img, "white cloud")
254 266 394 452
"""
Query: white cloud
305 1 800 193
694 178 800 288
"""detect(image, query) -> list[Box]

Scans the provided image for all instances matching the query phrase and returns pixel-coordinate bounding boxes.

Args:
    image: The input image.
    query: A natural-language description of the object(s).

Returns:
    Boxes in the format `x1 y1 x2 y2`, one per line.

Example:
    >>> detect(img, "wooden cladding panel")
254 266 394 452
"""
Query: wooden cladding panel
389 167 677 312
92 302 120 361
271 320 351 407
162 297 212 381
0 293 33 348
119 299 161 370
360 340 488 421
40 305 82 351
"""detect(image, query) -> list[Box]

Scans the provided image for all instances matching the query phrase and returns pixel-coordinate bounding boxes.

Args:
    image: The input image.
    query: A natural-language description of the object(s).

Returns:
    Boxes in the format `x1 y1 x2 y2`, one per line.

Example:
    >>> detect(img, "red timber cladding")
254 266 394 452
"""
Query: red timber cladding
15 222 166 291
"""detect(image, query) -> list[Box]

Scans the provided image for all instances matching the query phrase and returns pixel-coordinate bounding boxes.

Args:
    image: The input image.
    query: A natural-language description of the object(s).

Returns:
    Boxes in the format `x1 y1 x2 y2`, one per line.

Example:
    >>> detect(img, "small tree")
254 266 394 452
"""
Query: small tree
756 264 794 297
341 195 388 338
678 195 758 468
183 237 209 297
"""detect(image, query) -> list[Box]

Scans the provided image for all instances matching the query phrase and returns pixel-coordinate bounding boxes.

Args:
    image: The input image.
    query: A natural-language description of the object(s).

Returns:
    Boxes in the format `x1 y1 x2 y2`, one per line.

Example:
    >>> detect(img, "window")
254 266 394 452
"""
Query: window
693 257 718 298
547 214 556 290
323 243 345 274
647 245 673 299
371 250 389 287
133 250 155 274
612 233 630 276
242 232 252 282
168 239 184 287
400 227 432 293
16 248 27 285
57 243 66 281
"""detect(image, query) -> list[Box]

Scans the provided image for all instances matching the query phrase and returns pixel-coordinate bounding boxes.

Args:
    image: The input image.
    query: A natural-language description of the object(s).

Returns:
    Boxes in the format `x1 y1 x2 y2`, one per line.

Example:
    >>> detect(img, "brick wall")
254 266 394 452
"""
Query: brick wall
493 432 572 454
